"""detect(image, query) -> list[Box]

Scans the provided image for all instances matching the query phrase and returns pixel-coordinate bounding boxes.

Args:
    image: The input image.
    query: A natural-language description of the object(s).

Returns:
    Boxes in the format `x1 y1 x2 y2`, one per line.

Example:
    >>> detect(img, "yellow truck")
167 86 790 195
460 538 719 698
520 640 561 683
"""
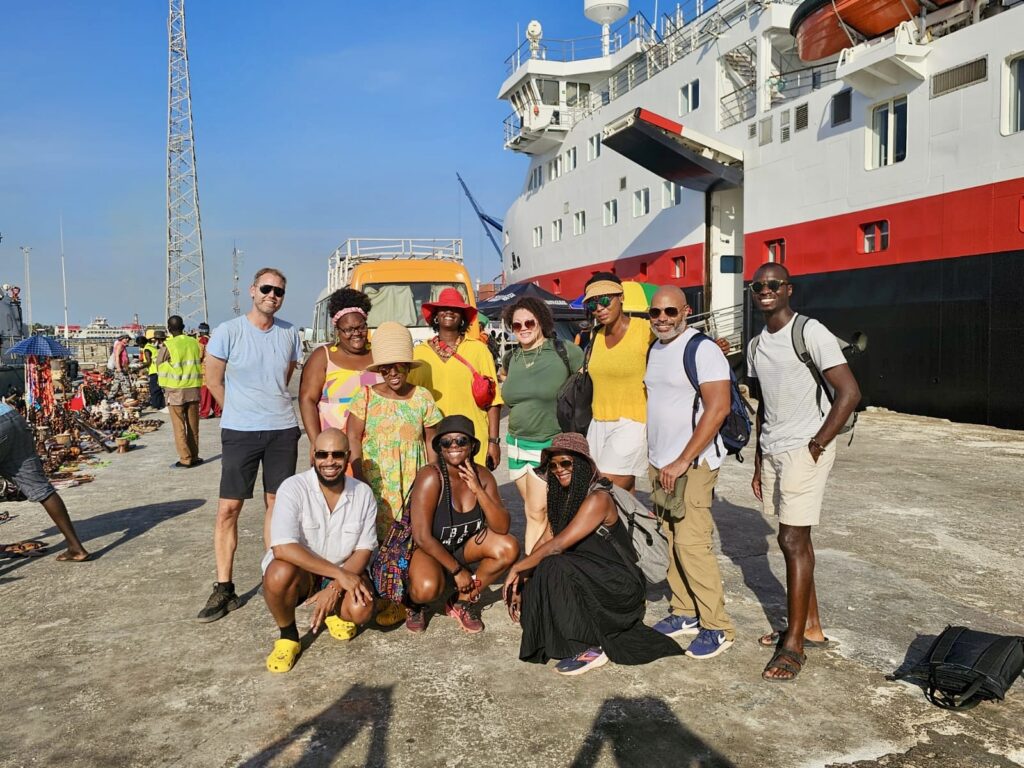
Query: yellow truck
311 238 479 347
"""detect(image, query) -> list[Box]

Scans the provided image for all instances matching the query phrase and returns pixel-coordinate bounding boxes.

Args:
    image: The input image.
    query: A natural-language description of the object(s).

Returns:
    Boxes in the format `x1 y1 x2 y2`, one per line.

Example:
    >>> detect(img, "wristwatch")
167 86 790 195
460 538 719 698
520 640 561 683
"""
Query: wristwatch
488 437 500 446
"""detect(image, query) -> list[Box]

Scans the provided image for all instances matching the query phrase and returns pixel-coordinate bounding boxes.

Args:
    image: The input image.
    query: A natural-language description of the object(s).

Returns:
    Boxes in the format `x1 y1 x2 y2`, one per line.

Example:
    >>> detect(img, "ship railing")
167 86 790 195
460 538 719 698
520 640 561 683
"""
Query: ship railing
720 83 757 128
503 14 653 75
688 302 745 353
326 238 464 292
770 60 839 102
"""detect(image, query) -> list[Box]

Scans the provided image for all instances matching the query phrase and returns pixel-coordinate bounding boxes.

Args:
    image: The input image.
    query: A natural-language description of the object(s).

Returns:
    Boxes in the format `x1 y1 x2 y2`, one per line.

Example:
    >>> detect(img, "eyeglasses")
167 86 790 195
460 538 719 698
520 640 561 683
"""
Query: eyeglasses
376 364 407 375
750 279 789 294
439 436 471 449
258 284 286 298
549 458 574 470
337 324 367 337
511 319 537 332
313 450 349 460
648 306 682 319
584 294 620 312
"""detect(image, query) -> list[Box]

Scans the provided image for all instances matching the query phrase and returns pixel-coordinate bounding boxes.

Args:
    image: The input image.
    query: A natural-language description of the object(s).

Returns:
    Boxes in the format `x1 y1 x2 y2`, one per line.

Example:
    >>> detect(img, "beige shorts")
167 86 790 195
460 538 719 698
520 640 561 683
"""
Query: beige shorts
761 444 837 526
587 418 648 477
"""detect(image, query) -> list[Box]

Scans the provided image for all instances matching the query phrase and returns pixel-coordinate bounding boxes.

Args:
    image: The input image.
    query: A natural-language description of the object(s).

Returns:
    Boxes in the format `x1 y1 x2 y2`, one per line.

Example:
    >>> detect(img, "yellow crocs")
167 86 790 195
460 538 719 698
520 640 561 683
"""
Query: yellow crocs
266 639 301 673
324 615 357 641
375 598 405 628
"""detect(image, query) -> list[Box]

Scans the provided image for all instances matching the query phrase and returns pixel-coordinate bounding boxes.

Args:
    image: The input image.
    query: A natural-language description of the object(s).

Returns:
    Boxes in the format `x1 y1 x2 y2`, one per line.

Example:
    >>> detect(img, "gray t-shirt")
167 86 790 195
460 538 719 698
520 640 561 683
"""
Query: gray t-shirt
747 314 846 456
206 315 302 432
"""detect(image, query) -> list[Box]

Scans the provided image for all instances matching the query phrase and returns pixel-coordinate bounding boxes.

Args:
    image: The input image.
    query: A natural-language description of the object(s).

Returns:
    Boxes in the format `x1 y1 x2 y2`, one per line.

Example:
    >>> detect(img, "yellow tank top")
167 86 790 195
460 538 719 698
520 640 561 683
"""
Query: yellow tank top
588 318 651 423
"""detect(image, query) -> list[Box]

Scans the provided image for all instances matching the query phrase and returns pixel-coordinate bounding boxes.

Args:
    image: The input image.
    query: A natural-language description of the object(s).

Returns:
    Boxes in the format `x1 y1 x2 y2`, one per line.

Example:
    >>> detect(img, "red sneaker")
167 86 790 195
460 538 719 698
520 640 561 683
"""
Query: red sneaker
445 597 484 634
405 607 427 634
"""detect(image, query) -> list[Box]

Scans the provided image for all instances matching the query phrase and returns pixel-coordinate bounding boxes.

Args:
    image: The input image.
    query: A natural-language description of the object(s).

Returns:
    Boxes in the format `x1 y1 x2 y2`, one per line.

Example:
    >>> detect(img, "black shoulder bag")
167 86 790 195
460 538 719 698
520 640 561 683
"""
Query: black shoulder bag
556 339 594 436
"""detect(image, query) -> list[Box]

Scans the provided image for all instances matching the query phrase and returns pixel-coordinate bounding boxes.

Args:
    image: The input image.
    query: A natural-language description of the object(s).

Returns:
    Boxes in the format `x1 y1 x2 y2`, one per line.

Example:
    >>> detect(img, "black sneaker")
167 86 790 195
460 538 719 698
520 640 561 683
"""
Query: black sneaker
196 583 241 623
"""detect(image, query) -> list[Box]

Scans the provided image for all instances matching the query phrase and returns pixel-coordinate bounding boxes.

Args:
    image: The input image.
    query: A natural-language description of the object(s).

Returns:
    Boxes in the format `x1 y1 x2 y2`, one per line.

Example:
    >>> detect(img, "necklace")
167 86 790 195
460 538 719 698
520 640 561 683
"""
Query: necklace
520 344 544 369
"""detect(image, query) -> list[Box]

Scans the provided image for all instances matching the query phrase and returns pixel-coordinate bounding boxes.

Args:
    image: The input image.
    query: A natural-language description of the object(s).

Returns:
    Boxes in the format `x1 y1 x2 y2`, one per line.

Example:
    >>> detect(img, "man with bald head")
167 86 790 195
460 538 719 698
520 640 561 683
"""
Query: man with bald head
261 428 377 673
644 285 736 660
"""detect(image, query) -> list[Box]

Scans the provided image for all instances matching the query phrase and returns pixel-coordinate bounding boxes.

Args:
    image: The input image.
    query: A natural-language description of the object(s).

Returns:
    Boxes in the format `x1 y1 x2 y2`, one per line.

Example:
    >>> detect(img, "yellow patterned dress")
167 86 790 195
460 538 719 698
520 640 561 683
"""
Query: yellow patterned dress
317 350 380 431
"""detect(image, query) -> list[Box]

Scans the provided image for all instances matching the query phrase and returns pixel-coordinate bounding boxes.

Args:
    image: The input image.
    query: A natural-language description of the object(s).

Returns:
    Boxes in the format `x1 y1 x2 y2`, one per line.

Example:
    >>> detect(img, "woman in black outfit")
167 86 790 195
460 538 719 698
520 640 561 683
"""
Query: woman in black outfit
406 415 520 635
504 432 683 676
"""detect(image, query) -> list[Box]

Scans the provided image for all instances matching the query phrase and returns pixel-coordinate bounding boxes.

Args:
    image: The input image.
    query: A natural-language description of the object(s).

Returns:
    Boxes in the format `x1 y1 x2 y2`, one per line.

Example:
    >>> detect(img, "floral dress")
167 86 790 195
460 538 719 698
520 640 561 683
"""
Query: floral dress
349 385 442 539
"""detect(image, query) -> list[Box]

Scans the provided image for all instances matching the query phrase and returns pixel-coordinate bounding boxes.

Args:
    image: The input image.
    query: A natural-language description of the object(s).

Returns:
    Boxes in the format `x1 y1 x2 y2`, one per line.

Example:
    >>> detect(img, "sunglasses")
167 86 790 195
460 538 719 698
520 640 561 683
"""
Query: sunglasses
584 294 620 312
376 363 408 375
549 458 574 470
439 435 471 449
750 279 789 294
313 450 349 460
648 306 682 319
337 324 367 337
511 319 537 332
257 284 286 298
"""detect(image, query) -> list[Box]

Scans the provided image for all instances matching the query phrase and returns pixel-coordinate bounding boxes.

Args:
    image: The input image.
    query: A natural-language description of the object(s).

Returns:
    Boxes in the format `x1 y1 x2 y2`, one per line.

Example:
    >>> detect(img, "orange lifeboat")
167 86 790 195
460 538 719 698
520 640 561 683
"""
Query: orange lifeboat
790 0 955 62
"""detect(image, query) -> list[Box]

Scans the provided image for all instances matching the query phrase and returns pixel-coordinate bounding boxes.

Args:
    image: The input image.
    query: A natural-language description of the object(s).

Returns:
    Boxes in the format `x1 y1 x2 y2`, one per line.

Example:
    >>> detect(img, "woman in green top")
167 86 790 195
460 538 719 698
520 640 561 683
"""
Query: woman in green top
500 297 584 554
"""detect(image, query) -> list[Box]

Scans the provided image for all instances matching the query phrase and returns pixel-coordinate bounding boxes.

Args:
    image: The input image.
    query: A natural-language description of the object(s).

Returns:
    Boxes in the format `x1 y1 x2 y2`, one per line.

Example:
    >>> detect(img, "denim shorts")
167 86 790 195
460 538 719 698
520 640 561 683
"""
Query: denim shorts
0 410 56 503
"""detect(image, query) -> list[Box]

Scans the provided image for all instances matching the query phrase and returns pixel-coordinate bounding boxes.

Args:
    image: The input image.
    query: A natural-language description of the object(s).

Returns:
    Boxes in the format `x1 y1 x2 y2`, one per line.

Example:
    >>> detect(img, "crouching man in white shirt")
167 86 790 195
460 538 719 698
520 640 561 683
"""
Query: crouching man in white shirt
262 428 377 673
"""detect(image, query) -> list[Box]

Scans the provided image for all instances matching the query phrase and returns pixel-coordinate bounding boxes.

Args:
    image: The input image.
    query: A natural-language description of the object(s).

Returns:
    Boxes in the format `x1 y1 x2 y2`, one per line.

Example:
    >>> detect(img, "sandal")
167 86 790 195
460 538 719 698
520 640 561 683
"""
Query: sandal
0 511 10 524
1 540 48 558
324 615 357 641
266 639 302 673
763 647 806 682
758 630 831 649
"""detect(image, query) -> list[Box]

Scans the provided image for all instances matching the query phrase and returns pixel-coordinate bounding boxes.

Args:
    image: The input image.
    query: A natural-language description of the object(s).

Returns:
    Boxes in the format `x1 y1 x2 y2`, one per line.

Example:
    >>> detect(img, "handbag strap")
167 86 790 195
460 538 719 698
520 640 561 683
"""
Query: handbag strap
436 338 481 378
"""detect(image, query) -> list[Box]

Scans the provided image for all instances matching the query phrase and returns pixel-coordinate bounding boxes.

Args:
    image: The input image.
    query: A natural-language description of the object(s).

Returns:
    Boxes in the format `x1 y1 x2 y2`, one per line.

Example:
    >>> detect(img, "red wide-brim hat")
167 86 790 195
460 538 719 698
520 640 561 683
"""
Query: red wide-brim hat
421 287 478 326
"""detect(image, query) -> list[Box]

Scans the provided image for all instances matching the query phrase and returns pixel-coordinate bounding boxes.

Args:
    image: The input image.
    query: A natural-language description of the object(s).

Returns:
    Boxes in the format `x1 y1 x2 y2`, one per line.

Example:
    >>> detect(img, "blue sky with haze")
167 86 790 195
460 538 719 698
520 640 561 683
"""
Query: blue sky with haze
1 1 647 327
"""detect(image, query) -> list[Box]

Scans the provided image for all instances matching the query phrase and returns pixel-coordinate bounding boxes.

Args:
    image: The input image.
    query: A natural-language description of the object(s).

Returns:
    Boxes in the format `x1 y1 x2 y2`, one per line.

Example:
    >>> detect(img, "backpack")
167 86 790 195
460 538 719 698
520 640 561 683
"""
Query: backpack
555 340 593 436
608 484 668 584
749 313 857 438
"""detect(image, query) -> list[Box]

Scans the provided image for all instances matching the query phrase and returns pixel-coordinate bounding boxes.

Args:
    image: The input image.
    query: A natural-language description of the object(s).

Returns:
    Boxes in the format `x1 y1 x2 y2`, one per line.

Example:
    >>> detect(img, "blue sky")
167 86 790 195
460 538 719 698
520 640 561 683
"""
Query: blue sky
0 1 647 328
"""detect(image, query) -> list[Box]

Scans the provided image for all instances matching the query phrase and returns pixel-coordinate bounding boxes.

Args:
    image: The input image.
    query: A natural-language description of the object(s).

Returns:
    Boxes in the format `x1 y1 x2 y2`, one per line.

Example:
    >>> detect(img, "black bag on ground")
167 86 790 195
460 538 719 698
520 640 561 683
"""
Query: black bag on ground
893 625 1024 711
556 340 594 436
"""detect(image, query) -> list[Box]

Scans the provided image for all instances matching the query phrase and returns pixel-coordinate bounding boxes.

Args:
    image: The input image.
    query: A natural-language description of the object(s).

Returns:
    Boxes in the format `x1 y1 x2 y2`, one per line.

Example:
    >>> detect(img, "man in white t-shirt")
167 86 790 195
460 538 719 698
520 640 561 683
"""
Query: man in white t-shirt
644 286 735 660
262 428 377 673
747 262 860 682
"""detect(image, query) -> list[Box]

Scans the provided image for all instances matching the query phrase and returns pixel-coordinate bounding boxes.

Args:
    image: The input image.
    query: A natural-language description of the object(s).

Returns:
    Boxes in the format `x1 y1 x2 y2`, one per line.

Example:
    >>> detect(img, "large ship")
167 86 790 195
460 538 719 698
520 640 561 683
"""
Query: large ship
498 0 1024 428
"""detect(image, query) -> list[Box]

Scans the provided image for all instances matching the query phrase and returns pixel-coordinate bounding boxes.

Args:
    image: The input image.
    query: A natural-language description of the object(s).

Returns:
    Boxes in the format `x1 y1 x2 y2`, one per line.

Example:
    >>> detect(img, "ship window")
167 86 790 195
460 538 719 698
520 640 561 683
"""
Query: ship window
553 278 561 295
619 176 627 191
765 238 786 263
573 210 586 236
566 81 591 107
565 146 577 172
503 230 510 246
588 133 602 160
527 166 543 191
1011 56 1024 134
673 257 686 278
552 219 563 242
511 252 521 270
759 117 773 146
720 255 743 274
633 188 651 217
871 96 907 168
532 226 543 248
860 220 889 253
538 79 559 106
832 89 852 126
795 103 809 131
678 79 700 116
548 155 563 180
662 181 682 208
603 199 618 226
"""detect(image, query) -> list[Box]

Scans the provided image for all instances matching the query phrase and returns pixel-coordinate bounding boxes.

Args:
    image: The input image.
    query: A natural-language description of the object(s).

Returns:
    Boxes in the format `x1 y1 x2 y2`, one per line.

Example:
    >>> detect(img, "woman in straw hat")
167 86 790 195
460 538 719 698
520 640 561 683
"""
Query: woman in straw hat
503 433 682 676
347 322 442 542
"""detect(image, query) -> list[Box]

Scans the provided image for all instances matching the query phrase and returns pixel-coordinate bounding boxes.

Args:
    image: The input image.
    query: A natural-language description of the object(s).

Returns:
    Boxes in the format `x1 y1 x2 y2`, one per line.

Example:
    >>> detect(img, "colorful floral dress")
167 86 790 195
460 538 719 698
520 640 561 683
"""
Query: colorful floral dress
349 385 442 539
317 349 380 431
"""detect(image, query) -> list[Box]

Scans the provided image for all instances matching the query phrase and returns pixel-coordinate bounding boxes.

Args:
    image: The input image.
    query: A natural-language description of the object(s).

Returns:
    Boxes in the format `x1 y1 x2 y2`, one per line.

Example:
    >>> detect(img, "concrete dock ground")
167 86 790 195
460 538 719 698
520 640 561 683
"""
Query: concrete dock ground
1 405 1022 767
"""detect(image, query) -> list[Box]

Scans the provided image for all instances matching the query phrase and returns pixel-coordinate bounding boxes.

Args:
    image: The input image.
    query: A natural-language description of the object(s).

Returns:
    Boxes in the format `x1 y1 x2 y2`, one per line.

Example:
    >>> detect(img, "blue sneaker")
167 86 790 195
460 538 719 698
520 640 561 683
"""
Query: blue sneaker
554 647 609 676
685 628 734 659
652 613 700 638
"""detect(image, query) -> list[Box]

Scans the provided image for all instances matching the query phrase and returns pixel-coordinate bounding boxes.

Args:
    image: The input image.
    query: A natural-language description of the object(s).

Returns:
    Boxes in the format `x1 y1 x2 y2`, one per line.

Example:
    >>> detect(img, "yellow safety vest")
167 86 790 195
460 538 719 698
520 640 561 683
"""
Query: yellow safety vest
143 343 159 375
158 334 204 390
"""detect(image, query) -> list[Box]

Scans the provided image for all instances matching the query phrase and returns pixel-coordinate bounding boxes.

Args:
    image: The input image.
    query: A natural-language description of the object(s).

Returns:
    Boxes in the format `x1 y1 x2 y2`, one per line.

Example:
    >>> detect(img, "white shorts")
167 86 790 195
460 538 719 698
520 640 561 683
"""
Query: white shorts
761 444 837 526
587 418 648 477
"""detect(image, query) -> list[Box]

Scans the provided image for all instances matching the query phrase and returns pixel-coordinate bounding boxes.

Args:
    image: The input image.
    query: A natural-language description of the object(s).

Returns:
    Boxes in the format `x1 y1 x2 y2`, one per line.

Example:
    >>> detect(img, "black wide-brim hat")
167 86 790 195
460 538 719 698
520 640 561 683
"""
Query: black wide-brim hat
431 414 480 458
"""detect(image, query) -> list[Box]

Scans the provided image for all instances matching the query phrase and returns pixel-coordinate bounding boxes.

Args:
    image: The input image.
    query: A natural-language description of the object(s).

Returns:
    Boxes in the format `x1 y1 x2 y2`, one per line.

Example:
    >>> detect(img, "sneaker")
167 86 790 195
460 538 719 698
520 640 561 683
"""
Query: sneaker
555 647 609 676
196 583 241 623
685 628 734 659
652 613 701 638
375 598 406 627
405 607 427 634
444 597 484 634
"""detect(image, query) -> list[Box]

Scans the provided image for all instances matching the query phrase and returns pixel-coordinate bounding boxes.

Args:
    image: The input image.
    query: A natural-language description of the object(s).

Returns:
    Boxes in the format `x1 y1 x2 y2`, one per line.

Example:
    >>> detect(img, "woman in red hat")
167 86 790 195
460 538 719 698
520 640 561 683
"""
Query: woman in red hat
408 288 502 470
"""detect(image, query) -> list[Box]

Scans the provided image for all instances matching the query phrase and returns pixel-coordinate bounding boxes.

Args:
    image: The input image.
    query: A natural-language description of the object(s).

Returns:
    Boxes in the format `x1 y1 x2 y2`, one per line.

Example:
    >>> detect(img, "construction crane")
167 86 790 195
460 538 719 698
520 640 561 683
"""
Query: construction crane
456 173 503 261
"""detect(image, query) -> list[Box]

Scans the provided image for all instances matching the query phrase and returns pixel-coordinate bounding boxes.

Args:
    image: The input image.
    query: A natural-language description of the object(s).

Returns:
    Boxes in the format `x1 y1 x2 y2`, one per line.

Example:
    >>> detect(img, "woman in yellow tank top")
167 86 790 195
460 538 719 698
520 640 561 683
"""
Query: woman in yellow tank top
582 273 652 492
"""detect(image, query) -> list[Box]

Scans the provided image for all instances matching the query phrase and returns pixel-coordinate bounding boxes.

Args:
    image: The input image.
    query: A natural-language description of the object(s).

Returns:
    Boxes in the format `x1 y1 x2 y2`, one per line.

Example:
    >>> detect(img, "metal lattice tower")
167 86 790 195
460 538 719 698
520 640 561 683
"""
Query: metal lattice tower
231 243 243 317
166 0 208 325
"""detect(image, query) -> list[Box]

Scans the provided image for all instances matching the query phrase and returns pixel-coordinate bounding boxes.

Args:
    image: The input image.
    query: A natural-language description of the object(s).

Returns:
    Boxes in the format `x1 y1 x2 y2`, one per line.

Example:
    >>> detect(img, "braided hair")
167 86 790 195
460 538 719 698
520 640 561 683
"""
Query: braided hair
546 455 596 535
436 447 480 525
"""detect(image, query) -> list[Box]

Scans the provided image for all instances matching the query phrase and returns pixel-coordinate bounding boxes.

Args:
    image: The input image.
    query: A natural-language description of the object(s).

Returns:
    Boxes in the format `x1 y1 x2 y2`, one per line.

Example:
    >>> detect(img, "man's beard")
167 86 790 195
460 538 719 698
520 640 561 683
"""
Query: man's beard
652 326 683 342
315 466 346 490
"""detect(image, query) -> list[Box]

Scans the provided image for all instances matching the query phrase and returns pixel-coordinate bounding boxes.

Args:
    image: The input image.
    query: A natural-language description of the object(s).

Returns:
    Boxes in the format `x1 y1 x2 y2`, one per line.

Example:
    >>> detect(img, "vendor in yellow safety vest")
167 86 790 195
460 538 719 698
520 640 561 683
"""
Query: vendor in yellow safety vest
143 332 166 411
157 315 205 468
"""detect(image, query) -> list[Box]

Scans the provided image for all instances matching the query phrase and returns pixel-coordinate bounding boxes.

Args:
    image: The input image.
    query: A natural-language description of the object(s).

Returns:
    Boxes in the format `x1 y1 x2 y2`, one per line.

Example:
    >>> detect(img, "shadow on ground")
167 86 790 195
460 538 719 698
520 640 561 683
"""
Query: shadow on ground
713 496 786 628
238 684 393 767
570 696 735 767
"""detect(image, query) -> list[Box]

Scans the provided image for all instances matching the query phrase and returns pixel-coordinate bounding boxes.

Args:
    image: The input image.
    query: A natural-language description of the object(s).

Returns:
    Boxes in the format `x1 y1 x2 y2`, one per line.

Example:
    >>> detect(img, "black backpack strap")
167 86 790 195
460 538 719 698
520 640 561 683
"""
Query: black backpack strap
791 314 833 414
682 333 717 465
553 338 572 376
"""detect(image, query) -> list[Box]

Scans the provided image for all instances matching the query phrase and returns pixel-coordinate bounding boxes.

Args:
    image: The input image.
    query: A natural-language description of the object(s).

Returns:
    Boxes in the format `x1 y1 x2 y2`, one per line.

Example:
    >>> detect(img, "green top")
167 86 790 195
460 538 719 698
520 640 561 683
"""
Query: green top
502 338 584 440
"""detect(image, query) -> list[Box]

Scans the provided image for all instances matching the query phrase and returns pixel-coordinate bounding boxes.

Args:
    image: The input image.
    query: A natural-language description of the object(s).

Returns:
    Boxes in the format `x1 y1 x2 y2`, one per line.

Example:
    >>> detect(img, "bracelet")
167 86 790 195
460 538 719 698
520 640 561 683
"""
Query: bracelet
449 564 465 577
488 437 500 446
809 438 826 452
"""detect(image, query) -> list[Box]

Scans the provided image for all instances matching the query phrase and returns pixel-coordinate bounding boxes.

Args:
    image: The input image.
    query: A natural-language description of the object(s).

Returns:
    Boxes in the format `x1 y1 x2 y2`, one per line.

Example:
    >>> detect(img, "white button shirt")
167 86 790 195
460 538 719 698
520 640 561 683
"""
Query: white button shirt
260 468 378 574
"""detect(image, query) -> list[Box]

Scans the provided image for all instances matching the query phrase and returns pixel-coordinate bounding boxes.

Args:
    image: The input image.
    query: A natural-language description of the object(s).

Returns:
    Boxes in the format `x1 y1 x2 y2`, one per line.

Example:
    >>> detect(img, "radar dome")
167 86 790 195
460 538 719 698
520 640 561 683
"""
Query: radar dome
584 0 628 26
526 20 543 42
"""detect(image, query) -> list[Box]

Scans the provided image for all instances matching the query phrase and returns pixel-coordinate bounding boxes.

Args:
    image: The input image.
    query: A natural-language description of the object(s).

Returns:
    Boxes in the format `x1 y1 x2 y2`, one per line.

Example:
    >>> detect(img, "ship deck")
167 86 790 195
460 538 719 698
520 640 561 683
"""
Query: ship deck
1 395 1022 766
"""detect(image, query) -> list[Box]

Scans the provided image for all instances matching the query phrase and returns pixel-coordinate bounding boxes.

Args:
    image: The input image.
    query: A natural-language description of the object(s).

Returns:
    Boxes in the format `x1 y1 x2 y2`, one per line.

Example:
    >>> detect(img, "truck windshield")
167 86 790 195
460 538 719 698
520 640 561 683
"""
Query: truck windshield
363 283 468 328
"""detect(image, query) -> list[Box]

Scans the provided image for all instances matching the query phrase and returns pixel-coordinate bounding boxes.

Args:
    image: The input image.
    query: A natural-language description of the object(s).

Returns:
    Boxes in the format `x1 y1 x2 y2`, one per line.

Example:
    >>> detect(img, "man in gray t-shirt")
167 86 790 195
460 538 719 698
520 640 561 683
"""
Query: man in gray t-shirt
197 266 303 623
747 262 860 682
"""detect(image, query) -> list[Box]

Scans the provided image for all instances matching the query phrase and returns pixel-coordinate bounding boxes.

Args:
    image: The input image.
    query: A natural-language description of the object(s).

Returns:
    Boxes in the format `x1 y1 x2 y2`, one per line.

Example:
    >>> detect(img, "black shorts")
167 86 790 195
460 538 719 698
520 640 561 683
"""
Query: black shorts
0 410 56 503
219 426 300 500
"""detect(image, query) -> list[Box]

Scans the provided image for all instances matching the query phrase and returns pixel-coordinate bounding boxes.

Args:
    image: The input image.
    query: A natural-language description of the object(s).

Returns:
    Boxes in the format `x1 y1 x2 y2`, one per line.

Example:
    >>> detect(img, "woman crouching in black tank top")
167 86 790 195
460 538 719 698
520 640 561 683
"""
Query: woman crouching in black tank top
405 415 520 634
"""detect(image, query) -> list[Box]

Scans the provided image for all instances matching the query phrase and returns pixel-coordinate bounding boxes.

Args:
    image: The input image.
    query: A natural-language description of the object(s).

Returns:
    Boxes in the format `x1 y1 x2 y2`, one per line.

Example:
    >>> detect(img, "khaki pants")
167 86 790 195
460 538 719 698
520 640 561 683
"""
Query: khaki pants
169 401 200 465
648 462 734 639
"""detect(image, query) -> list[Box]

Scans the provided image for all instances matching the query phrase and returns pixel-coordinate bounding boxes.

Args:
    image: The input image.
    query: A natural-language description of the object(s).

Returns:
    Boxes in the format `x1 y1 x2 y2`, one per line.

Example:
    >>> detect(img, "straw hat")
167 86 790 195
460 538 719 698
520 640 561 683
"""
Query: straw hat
421 287 478 326
367 321 421 372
